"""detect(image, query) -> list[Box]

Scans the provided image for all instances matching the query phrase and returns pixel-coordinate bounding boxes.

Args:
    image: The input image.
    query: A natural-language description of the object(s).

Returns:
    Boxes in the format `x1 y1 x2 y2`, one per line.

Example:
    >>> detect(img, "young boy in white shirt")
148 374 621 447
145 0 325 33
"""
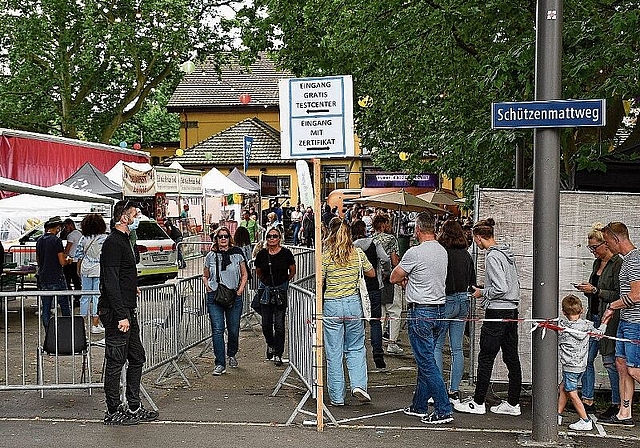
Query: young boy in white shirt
557 294 605 431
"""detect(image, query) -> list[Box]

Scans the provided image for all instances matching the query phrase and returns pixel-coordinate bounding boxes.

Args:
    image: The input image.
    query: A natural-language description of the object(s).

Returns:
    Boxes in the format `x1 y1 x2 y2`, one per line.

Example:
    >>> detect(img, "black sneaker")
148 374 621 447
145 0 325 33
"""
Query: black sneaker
274 355 283 367
403 406 427 418
599 414 635 427
598 404 620 420
104 408 139 426
421 412 454 424
374 355 386 369
266 346 274 360
129 405 159 423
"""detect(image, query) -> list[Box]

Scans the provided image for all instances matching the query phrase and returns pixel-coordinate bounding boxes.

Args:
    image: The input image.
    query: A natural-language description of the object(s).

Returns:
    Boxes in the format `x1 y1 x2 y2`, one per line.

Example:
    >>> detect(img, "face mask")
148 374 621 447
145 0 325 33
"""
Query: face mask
128 217 140 231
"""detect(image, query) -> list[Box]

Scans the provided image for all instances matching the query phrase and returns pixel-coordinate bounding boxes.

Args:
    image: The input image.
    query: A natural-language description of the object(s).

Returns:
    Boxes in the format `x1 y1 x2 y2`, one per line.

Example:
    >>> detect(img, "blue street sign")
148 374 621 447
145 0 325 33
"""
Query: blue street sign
243 136 254 171
491 99 606 129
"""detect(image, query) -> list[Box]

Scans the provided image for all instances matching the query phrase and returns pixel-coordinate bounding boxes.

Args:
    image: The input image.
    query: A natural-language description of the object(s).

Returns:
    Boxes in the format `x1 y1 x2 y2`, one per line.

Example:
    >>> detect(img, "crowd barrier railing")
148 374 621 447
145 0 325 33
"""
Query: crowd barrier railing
2 242 319 427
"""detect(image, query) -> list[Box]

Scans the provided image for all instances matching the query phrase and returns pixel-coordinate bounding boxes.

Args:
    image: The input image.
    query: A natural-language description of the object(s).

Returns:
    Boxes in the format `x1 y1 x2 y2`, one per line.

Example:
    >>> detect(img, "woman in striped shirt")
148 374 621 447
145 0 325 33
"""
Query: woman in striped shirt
322 218 375 406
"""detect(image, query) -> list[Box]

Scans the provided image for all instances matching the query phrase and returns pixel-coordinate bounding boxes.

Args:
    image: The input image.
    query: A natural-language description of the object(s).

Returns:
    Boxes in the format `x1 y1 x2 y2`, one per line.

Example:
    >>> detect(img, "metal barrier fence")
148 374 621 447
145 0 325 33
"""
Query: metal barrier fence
1 291 103 395
2 243 318 425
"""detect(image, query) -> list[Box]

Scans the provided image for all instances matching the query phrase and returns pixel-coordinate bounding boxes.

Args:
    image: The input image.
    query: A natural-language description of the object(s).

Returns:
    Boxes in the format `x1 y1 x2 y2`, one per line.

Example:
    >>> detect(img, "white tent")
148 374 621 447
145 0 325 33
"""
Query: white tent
167 161 185 170
105 160 154 187
0 184 114 241
201 167 253 195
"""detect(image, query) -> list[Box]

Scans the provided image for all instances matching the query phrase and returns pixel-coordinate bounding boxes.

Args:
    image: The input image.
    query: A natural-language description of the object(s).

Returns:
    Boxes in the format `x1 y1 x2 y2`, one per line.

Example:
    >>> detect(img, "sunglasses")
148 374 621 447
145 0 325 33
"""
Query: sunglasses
587 242 605 253
216 234 230 240
266 234 280 239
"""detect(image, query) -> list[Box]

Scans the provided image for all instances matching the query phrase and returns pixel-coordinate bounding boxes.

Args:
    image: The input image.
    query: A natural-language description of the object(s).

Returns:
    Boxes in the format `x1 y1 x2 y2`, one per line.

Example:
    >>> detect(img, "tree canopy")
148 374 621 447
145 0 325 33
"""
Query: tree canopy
236 0 639 195
0 0 241 144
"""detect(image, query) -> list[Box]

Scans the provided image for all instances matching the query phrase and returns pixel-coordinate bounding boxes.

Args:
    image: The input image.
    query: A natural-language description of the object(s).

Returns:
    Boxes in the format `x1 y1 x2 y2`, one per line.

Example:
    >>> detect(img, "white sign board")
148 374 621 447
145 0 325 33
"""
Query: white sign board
279 75 354 159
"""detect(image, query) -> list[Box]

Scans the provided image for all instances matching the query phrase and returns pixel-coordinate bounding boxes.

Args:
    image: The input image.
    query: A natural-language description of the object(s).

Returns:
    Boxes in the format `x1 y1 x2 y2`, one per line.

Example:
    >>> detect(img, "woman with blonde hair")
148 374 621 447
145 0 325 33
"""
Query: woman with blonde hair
322 218 375 406
574 222 622 420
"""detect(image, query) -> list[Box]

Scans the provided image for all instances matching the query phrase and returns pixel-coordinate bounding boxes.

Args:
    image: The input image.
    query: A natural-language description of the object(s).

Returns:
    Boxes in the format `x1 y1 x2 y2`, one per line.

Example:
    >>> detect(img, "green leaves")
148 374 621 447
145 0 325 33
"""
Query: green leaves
237 0 639 197
0 0 239 143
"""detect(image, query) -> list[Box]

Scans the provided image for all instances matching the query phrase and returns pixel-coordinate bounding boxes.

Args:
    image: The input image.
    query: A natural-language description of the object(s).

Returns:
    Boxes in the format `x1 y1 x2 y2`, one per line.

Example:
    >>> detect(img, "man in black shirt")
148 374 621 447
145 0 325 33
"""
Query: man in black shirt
35 216 71 328
100 200 158 425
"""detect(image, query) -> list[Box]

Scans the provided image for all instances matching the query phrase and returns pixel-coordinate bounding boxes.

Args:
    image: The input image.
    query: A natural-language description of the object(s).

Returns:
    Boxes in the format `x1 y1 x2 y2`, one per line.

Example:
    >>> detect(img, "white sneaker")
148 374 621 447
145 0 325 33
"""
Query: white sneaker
558 414 563 426
91 324 105 334
569 419 593 431
352 387 371 403
428 397 434 404
386 343 404 355
454 397 486 414
490 400 521 416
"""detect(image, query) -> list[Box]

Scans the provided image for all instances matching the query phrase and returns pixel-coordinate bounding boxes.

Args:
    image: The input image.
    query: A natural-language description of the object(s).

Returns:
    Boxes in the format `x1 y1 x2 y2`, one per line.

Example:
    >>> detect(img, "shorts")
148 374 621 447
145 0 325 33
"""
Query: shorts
561 371 583 392
615 320 640 368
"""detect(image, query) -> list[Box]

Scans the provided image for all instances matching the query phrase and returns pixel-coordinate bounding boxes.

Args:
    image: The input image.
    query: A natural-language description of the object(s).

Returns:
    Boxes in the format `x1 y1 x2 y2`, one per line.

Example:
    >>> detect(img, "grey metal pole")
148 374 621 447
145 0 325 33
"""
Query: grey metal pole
532 0 562 443
515 140 524 189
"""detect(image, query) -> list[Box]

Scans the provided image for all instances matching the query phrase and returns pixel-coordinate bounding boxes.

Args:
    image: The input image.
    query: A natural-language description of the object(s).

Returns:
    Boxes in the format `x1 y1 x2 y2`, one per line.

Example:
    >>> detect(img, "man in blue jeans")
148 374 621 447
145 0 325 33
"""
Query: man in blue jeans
35 216 71 328
391 211 453 424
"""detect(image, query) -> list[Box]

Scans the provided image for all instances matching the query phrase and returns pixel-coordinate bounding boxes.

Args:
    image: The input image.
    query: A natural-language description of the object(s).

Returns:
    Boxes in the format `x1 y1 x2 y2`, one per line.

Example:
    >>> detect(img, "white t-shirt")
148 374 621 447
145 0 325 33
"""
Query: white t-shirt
66 229 83 262
291 210 303 223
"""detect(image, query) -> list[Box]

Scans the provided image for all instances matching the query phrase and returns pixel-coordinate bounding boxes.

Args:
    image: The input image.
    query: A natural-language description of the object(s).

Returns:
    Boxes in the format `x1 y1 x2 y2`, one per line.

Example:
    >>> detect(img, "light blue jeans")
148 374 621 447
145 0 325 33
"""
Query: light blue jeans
434 292 470 393
323 294 368 404
581 313 600 401
206 291 243 368
80 276 100 317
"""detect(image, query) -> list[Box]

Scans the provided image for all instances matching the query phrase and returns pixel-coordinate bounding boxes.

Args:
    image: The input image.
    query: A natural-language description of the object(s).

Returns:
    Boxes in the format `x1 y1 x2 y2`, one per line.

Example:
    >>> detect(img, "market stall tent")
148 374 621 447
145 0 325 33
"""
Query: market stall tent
61 162 122 199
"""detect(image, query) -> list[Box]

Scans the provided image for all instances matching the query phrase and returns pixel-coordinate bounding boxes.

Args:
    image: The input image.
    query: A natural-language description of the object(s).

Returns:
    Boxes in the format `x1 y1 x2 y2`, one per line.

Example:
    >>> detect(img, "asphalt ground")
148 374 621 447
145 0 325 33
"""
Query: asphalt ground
2 321 639 448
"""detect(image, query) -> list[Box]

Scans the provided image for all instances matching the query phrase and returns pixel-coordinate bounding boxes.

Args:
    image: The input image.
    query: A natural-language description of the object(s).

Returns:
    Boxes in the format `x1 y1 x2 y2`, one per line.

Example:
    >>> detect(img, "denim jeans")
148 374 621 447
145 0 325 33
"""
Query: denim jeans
474 308 522 406
581 312 601 401
206 291 243 367
407 305 452 416
323 294 368 404
602 354 620 404
39 278 71 328
80 276 100 317
261 303 286 356
103 311 146 414
292 223 301 245
434 292 469 392
368 289 383 356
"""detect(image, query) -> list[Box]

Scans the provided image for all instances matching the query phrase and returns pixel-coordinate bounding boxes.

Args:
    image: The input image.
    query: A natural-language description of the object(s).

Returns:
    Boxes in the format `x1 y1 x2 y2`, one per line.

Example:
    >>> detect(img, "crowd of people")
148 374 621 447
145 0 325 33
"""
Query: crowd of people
27 198 640 430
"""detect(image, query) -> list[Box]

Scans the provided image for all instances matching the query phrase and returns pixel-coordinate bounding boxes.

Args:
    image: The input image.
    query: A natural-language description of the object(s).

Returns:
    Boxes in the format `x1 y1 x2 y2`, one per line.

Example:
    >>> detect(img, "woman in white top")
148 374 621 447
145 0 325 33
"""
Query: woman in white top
75 214 108 334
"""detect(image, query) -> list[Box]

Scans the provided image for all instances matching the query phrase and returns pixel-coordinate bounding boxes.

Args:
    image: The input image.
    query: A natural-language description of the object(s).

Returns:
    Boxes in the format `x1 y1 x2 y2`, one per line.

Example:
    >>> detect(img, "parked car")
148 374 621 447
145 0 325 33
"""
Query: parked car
1 216 178 285
134 217 178 284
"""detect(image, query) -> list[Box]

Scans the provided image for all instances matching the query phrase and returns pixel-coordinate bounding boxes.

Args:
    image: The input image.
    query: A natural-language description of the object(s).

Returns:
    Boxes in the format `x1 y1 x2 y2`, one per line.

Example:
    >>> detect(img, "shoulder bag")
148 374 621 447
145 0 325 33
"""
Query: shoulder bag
214 253 237 308
358 251 372 321
267 252 288 309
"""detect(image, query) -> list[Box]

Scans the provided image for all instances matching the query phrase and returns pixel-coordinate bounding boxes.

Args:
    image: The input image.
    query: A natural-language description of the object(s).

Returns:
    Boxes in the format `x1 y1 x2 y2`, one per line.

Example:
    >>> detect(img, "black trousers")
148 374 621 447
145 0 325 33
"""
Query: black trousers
473 308 522 406
63 262 81 295
261 303 286 357
102 310 146 414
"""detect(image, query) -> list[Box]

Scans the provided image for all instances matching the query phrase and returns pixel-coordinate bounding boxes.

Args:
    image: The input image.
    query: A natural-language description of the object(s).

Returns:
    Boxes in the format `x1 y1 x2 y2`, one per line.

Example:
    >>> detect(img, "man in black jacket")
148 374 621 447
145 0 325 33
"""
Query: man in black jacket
99 200 158 425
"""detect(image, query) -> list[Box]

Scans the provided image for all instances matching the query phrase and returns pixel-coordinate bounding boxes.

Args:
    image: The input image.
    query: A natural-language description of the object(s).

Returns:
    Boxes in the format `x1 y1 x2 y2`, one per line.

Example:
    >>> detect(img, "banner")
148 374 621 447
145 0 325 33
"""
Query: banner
243 136 254 172
123 164 155 196
296 160 313 208
155 167 179 194
179 170 202 195
363 172 437 189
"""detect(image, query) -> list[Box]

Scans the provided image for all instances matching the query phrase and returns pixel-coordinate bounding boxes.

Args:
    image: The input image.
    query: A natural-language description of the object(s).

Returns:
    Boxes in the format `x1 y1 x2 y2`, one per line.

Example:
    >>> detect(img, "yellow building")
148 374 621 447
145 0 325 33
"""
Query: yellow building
166 54 460 205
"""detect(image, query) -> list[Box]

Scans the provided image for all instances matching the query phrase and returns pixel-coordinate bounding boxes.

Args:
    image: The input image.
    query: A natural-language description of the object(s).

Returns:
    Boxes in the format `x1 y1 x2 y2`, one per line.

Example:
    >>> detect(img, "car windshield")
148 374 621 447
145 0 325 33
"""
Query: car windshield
136 221 170 240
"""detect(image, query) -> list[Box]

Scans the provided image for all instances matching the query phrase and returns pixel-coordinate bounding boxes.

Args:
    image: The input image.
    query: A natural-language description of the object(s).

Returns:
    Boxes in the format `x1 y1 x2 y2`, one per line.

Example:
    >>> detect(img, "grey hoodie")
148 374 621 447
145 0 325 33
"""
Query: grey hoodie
558 317 600 373
481 243 520 310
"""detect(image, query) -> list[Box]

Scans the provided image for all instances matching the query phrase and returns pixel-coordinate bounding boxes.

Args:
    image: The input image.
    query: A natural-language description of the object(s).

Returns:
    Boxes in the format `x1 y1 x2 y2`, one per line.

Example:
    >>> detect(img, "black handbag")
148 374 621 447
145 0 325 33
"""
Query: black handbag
269 287 288 309
267 252 288 310
214 254 237 308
